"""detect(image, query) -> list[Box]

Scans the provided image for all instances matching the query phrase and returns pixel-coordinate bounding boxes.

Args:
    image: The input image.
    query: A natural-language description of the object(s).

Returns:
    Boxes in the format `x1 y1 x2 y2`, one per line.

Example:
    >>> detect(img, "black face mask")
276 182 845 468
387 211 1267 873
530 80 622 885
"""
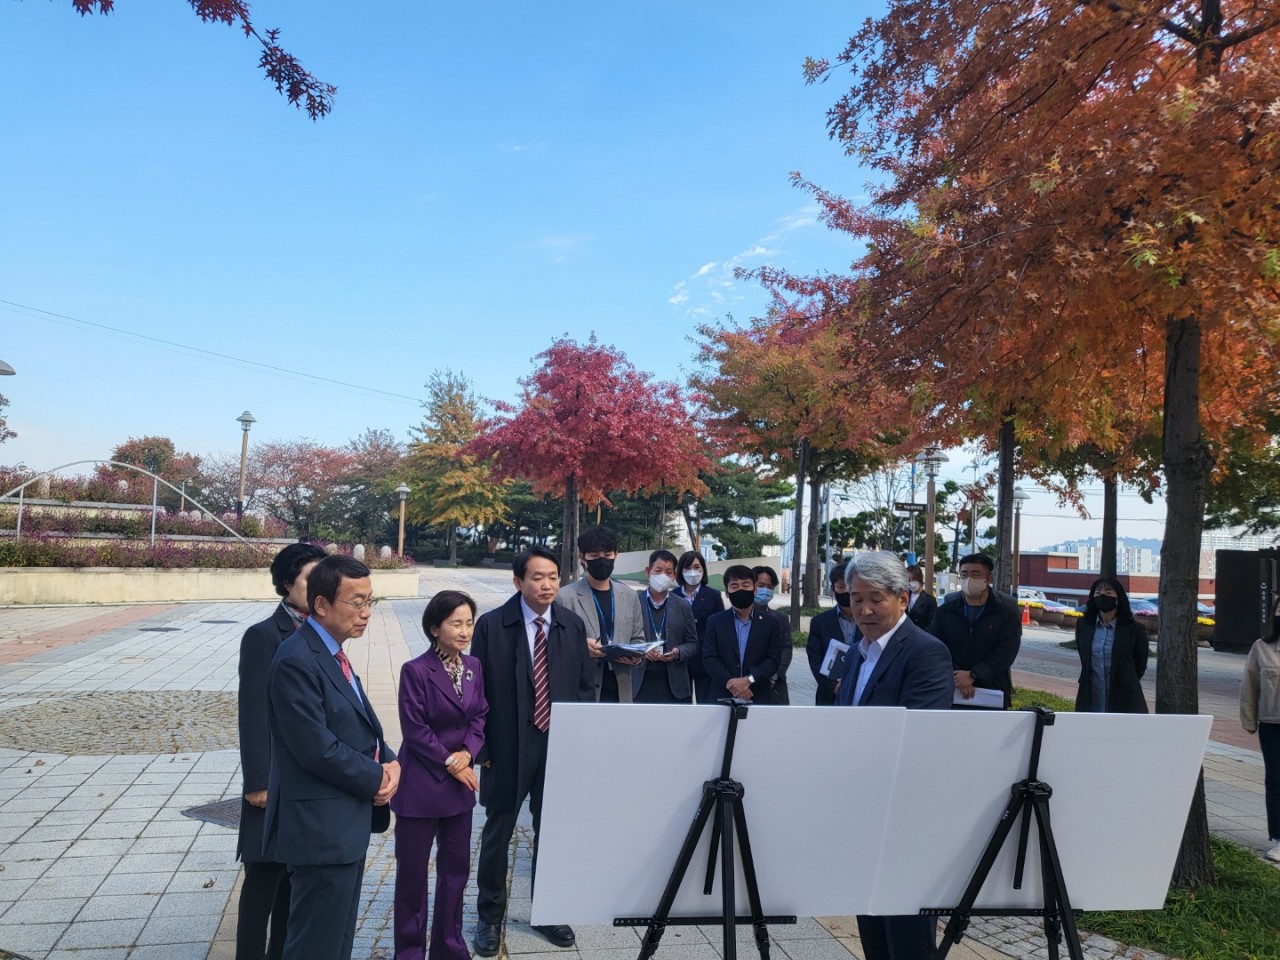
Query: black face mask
585 557 614 582
1094 595 1118 614
728 589 756 610
835 591 851 608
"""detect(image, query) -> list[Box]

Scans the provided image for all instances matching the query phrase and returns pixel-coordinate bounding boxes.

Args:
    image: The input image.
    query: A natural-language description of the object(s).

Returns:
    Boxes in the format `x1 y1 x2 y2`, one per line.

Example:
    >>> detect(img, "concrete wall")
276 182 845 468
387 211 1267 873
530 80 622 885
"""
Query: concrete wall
0 567 421 605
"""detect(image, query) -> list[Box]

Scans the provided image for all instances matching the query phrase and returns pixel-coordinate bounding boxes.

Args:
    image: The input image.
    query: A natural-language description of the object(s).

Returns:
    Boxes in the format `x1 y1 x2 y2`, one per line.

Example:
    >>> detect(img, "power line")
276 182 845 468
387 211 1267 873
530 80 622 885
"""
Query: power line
0 298 423 407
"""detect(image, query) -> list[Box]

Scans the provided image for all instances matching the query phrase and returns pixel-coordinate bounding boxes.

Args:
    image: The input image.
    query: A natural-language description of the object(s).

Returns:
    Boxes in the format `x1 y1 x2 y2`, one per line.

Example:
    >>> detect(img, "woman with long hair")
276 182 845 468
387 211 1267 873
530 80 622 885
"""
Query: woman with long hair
1073 577 1149 713
1240 598 1280 863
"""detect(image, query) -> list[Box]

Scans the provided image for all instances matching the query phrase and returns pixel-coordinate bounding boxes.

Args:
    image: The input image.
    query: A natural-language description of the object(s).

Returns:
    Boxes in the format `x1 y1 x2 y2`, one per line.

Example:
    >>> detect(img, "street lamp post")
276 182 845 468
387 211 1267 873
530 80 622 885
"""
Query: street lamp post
236 410 255 522
0 359 15 375
915 446 949 594
1012 485 1031 594
395 483 411 557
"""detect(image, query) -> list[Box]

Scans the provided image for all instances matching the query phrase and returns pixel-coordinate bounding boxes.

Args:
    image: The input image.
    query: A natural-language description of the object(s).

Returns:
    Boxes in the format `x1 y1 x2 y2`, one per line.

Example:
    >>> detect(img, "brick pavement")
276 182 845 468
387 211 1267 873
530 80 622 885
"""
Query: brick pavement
0 572 1272 960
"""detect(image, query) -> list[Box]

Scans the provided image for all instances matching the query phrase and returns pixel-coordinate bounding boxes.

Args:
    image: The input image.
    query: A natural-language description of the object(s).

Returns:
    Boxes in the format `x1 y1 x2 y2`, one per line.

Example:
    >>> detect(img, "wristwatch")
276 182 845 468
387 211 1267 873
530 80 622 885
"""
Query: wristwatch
747 674 756 685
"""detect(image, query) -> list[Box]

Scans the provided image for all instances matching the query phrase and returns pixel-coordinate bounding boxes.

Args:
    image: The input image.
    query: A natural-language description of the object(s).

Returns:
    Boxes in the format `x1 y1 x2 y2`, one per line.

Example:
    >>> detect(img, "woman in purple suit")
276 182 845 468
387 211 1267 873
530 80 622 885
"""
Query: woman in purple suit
392 590 488 960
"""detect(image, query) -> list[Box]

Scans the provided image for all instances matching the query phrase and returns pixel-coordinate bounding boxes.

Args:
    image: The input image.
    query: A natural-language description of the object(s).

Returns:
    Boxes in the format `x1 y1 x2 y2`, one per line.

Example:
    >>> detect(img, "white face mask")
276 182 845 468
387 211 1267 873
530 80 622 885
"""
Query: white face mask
961 576 988 599
648 572 676 594
682 569 703 586
908 581 922 594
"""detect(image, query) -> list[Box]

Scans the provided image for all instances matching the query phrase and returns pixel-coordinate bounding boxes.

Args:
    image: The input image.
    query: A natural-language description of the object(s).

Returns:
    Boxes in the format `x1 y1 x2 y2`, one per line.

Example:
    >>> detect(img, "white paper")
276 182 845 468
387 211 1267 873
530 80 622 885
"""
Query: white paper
819 638 849 677
952 686 1005 709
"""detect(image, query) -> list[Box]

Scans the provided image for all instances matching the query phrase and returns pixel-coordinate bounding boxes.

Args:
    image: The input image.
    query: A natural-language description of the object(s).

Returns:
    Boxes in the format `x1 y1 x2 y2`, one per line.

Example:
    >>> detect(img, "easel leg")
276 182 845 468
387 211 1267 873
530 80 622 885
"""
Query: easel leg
935 790 1027 959
720 796 738 960
1031 797 1084 960
637 787 718 960
732 796 771 960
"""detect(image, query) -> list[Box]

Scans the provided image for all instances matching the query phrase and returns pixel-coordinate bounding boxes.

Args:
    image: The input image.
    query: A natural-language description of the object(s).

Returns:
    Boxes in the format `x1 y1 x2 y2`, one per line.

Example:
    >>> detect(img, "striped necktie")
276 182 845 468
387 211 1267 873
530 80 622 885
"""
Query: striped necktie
533 616 551 732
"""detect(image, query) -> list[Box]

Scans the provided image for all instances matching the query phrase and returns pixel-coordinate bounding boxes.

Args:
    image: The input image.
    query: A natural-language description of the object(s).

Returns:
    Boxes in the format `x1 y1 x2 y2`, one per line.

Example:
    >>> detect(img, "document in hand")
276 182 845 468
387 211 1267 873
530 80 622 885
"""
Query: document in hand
820 638 850 678
952 687 1005 709
603 640 662 662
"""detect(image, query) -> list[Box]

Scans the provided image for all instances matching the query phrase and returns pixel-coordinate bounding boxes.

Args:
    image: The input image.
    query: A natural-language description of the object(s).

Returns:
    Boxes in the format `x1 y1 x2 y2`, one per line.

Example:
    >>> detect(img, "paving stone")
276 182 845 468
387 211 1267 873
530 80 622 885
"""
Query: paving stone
54 916 148 949
74 892 159 921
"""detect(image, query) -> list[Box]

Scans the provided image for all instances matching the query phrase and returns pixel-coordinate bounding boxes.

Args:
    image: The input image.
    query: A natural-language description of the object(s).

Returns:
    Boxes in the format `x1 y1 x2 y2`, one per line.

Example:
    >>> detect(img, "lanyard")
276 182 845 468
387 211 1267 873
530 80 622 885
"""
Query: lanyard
591 588 615 642
646 597 668 643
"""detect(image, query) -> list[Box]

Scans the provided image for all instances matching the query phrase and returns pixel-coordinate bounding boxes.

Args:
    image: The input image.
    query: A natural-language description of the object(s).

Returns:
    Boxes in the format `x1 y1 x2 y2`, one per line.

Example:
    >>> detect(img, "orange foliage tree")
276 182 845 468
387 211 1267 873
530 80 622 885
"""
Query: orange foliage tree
471 336 711 576
800 0 1280 883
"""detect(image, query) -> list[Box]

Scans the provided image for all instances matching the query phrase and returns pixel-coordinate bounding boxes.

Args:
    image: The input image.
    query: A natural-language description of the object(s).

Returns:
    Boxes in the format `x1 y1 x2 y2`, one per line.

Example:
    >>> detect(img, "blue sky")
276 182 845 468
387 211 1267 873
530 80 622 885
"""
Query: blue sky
0 0 1165 548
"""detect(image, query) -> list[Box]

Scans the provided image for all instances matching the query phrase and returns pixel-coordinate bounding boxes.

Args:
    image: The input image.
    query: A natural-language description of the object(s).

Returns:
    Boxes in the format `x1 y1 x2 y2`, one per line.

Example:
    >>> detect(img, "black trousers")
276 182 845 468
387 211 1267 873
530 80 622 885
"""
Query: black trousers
281 859 365 960
856 914 937 960
236 859 291 960
1260 721 1280 841
476 728 548 925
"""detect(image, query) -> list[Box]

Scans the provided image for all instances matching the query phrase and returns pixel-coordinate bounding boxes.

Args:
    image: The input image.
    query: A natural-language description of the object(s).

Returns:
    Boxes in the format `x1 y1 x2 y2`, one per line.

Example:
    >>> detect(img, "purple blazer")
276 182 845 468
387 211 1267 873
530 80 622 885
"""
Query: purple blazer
390 650 488 820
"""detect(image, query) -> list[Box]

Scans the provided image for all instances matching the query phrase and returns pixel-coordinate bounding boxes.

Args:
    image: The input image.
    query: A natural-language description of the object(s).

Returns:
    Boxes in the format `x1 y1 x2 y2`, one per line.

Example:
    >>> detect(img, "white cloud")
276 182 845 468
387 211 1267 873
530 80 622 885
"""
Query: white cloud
666 206 820 318
498 141 546 154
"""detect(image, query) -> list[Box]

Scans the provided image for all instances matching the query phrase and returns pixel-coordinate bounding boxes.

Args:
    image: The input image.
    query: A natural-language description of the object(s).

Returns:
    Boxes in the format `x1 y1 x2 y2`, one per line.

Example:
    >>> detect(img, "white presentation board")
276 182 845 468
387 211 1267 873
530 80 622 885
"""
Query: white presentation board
530 703 1211 925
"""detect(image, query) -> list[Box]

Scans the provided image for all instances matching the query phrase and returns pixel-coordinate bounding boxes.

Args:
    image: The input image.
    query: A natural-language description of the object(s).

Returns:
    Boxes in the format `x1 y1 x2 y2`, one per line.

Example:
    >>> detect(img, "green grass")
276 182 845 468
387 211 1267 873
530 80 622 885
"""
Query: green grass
1010 687 1075 712
1082 838 1280 960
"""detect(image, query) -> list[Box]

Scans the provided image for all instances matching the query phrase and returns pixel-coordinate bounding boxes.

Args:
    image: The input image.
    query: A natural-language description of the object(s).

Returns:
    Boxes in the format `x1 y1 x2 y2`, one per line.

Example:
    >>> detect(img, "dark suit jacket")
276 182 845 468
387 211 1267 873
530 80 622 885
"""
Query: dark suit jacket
806 606 857 705
1074 617 1149 713
391 650 488 820
676 584 725 682
930 590 1022 708
702 607 783 703
237 603 295 863
906 590 937 631
469 593 595 813
836 618 955 709
635 590 699 700
265 622 395 866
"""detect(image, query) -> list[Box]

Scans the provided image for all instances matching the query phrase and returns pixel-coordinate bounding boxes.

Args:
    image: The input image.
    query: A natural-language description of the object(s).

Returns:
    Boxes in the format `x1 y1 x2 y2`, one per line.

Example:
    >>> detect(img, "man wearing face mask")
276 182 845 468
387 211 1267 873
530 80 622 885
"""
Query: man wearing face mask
752 565 792 704
633 549 699 703
928 553 1022 708
806 562 856 705
558 525 647 702
703 565 784 703
905 564 937 630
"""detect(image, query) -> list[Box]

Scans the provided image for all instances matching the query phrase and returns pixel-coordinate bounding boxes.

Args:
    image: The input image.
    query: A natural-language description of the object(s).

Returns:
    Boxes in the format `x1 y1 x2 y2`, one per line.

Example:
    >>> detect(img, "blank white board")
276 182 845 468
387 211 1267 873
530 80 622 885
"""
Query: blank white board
530 704 1211 924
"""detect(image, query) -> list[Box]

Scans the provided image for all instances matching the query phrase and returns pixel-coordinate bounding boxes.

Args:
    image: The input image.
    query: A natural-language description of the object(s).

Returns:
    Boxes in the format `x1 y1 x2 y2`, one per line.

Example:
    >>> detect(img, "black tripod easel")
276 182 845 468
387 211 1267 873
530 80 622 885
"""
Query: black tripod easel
615 699 795 960
925 707 1083 960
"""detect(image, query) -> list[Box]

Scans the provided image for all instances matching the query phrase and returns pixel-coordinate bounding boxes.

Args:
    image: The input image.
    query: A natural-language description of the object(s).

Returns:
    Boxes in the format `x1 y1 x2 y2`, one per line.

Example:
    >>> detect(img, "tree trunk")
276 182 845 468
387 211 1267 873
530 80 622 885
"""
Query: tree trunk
994 415 1016 595
448 525 458 565
790 439 809 633
561 475 577 580
680 502 701 553
1159 311 1215 888
1100 475 1118 579
804 474 823 607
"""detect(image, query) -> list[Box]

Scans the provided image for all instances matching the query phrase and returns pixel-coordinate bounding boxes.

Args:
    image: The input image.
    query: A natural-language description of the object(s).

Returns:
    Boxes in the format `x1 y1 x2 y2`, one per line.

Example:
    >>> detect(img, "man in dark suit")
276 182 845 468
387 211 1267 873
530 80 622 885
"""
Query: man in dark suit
265 555 399 960
836 551 954 960
806 562 856 705
905 564 938 631
702 565 784 703
634 549 699 703
470 546 596 956
752 565 793 704
237 542 325 960
929 553 1022 708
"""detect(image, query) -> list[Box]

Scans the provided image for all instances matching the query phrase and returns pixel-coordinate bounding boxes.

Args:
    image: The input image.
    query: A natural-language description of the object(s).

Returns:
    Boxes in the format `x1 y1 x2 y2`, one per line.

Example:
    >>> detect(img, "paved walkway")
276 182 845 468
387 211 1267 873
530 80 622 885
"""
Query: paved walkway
0 570 1270 960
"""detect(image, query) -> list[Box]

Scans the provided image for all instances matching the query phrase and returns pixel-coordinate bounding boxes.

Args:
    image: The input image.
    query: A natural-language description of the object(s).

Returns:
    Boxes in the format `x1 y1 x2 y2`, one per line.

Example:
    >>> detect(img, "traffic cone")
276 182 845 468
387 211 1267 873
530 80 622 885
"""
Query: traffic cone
1021 603 1031 626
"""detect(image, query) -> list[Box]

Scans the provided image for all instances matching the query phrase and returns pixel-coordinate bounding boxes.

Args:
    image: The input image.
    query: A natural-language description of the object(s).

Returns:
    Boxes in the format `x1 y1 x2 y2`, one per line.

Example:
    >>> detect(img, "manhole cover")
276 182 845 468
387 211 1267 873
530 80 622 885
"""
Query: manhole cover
0 691 238 754
138 627 181 632
182 798 241 828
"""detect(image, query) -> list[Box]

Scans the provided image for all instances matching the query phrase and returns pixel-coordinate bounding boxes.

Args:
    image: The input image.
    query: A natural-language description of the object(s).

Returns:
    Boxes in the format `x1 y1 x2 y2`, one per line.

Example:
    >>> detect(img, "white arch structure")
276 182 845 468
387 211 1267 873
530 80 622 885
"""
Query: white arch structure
1 460 251 545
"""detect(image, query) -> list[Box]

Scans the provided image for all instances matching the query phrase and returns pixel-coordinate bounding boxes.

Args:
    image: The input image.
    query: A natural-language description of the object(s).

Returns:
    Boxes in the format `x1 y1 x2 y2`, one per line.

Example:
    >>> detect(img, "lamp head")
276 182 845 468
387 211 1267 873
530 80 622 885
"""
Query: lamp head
237 410 256 432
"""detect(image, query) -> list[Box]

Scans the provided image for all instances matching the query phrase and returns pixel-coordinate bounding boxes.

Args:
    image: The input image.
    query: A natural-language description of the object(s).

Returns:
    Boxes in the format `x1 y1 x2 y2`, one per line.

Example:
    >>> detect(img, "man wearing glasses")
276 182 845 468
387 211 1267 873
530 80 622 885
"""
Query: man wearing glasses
265 555 400 960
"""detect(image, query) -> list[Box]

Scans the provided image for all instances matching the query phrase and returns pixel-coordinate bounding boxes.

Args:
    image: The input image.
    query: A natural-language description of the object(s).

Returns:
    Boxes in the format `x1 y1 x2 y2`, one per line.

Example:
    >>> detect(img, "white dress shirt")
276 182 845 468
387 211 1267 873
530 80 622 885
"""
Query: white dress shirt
520 597 554 661
852 613 910 706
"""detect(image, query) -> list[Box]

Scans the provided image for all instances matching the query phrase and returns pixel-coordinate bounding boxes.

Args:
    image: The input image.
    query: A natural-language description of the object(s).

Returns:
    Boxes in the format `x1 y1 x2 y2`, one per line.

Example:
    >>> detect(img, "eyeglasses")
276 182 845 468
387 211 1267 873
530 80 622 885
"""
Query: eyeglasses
338 597 381 612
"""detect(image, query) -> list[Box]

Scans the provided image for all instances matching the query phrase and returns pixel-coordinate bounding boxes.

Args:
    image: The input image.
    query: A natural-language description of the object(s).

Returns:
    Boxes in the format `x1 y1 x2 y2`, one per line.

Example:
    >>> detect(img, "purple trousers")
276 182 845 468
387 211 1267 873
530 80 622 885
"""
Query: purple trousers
393 810 473 960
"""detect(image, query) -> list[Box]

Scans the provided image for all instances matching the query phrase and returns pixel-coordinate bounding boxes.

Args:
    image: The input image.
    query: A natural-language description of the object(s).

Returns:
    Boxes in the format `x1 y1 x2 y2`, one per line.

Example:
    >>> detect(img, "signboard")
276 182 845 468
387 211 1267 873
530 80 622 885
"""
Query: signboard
894 501 926 514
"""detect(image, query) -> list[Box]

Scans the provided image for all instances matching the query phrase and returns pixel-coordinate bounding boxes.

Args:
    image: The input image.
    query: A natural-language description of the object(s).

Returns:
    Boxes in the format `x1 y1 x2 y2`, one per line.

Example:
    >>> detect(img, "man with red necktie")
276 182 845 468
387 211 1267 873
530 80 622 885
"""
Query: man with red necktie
265 555 399 960
469 545 596 956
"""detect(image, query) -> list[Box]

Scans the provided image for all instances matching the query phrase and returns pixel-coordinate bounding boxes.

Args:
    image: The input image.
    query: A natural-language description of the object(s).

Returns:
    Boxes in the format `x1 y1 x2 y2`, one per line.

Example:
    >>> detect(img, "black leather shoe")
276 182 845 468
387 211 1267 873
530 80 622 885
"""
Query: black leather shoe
533 924 576 948
473 921 501 957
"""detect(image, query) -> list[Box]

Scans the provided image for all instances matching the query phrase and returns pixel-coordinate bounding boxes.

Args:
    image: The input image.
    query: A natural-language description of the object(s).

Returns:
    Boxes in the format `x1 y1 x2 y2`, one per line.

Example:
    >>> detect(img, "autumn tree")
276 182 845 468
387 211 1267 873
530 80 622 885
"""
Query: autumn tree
676 459 793 559
802 0 1280 884
104 435 202 511
471 336 710 577
54 0 335 117
252 439 355 540
339 428 404 546
0 394 14 445
407 371 509 565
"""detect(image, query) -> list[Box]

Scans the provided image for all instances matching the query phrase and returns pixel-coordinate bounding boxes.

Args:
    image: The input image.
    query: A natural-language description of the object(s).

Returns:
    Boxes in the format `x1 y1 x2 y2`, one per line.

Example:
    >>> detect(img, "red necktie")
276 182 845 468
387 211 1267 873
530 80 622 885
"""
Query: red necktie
335 649 379 761
533 617 551 732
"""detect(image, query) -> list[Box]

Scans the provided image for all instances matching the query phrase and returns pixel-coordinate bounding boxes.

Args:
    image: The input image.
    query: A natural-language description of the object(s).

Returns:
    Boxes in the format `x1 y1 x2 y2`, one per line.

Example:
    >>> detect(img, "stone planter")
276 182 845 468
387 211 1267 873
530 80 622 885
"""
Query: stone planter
1136 613 1160 637
1197 622 1215 643
1027 606 1044 622
1038 610 1065 626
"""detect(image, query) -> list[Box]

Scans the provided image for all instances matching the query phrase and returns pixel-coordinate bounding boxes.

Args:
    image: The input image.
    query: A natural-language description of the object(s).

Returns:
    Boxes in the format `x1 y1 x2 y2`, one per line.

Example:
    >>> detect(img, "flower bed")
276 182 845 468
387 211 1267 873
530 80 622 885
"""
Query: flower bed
0 535 413 570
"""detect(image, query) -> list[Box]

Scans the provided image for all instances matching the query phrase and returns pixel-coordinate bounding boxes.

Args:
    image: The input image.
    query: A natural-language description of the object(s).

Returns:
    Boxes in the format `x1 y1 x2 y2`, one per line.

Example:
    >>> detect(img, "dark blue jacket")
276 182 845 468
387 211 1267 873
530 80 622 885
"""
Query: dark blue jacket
836 618 954 709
